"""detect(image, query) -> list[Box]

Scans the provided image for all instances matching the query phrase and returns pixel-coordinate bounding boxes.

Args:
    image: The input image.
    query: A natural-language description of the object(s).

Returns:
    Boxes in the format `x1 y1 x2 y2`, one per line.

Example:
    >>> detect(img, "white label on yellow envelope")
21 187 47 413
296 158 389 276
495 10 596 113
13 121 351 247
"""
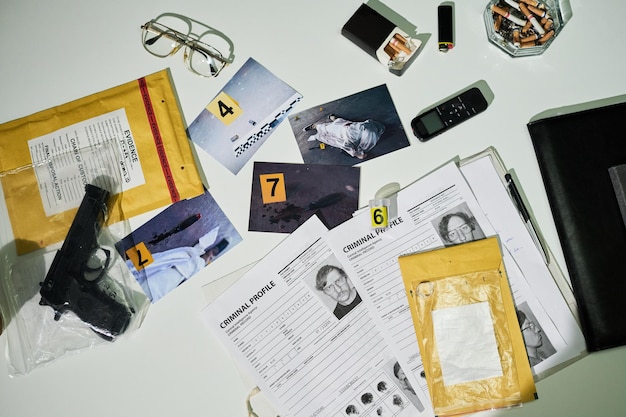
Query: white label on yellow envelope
432 302 503 386
27 108 145 216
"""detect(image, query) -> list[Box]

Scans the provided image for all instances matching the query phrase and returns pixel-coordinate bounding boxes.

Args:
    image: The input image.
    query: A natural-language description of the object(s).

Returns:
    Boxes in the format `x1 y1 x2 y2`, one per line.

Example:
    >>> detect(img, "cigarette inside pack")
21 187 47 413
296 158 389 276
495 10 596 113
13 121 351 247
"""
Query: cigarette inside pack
342 3 422 76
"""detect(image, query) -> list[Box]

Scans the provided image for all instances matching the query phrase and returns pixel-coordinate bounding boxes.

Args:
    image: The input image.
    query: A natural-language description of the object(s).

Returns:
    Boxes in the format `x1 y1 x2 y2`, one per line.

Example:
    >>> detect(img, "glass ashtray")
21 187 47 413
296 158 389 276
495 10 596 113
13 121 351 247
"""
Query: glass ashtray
484 0 572 57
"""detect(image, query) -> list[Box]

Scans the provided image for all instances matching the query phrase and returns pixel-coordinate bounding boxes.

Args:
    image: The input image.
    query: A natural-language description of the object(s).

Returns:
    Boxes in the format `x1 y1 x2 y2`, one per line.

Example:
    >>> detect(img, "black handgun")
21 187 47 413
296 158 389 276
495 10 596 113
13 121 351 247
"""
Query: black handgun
39 184 132 341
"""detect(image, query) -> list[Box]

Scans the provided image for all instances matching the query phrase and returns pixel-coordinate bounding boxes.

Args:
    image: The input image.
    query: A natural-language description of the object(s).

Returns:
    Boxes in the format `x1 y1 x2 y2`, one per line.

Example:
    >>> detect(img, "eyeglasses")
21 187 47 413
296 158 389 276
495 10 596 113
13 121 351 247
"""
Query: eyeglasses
521 321 538 332
323 274 347 294
141 20 230 77
446 223 473 241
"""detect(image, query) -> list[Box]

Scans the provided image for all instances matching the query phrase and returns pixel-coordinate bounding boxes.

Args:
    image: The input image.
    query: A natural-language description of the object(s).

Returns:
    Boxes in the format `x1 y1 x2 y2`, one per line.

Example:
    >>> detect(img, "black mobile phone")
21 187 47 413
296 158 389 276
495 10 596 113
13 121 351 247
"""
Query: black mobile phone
411 86 489 141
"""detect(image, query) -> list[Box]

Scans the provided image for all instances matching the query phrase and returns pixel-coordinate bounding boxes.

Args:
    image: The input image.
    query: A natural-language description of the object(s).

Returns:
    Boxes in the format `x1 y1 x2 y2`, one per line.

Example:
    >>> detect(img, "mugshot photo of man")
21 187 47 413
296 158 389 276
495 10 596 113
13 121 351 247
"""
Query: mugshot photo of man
516 306 556 368
315 264 362 320
436 204 485 247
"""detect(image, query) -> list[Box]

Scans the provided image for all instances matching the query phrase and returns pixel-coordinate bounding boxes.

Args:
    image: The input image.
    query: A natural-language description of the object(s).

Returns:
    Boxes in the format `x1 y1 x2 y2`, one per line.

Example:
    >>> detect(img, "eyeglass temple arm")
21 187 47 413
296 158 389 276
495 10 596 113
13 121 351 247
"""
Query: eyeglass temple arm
144 33 162 46
142 25 182 46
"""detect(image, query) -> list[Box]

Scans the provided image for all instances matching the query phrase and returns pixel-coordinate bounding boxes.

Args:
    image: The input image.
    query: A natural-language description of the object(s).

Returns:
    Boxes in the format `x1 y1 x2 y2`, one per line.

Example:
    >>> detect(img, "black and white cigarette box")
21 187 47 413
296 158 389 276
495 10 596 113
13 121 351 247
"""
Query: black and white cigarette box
342 3 422 76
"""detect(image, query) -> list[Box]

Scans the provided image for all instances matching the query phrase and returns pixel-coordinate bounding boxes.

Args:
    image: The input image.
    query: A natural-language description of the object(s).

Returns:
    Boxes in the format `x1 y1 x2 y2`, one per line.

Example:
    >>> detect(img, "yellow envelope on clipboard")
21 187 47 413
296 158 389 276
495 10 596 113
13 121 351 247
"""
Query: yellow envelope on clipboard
398 237 536 417
0 69 204 254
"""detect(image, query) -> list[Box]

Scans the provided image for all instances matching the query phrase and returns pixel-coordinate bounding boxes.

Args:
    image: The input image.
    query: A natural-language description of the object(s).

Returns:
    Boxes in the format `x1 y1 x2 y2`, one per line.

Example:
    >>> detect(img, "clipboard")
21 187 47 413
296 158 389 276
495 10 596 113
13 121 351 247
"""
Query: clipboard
458 147 580 324
458 147 588 382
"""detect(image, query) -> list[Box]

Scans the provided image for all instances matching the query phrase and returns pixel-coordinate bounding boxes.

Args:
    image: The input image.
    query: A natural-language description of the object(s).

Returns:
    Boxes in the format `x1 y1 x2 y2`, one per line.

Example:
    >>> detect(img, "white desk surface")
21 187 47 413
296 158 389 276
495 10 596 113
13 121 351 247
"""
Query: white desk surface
1 0 625 416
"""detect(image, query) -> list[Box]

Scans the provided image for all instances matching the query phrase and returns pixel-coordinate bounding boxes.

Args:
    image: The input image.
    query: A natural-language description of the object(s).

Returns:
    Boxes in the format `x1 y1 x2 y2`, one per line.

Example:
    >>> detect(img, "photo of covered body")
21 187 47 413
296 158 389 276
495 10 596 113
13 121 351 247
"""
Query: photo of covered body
288 84 410 166
116 189 241 302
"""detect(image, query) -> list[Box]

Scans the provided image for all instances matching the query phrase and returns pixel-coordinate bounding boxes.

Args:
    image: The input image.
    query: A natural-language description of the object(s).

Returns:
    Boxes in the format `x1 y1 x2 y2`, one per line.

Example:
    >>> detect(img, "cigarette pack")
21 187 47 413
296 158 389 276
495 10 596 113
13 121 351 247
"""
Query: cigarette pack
342 3 421 76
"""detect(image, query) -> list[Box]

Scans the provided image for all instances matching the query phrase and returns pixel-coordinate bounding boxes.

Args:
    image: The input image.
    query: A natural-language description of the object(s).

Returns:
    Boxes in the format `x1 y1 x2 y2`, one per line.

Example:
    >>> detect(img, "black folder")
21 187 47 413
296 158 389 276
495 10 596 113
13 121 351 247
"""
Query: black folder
527 101 626 351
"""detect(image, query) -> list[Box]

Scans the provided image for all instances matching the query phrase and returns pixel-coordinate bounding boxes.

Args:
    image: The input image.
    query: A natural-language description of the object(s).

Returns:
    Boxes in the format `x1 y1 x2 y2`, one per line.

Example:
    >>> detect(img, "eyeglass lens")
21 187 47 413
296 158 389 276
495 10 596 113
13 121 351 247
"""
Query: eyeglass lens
447 223 471 240
142 22 184 57
323 275 346 293
185 44 224 77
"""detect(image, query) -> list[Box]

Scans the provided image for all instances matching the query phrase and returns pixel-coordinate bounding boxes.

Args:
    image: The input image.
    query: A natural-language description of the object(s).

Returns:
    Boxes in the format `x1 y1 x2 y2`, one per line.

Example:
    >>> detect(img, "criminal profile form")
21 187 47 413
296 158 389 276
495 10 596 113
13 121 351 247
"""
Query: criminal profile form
201 217 429 417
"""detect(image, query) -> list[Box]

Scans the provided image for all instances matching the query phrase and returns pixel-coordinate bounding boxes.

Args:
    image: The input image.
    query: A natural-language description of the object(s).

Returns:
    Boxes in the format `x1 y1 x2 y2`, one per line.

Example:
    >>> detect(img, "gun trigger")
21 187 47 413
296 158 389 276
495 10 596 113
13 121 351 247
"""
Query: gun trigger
54 310 63 321
83 247 111 283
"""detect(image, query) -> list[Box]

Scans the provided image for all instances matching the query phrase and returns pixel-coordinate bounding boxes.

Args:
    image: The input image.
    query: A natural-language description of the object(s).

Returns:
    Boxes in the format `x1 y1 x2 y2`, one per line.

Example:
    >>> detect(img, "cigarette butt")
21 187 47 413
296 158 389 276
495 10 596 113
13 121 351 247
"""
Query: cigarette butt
491 4 526 26
521 39 538 48
491 4 508 17
528 4 549 18
504 0 520 10
494 13 502 31
539 29 555 44
519 0 540 7
390 37 411 54
519 2 531 16
513 28 521 46
542 18 554 30
520 2 546 35
520 33 539 42
522 20 532 34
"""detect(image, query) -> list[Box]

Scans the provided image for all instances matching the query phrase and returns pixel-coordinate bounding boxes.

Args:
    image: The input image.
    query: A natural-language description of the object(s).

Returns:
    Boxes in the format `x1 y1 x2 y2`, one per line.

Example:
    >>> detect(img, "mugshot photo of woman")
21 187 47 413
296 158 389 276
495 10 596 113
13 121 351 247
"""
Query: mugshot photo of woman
436 204 485 247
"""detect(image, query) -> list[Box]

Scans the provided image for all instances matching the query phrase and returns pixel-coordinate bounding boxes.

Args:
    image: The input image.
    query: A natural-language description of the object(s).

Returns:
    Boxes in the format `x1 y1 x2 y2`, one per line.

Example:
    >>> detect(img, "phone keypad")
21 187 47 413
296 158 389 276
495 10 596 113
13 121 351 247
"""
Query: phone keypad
439 97 474 126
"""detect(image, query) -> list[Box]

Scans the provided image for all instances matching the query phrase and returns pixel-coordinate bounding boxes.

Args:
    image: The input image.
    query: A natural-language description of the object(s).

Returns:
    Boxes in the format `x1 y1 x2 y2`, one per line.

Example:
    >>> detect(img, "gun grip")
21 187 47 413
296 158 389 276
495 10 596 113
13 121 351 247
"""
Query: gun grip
67 279 132 340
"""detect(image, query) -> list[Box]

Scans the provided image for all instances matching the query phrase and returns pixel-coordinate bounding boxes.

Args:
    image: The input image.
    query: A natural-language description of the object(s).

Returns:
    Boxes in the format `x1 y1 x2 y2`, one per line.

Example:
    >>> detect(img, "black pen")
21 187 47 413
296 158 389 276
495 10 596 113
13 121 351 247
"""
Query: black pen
505 173 549 264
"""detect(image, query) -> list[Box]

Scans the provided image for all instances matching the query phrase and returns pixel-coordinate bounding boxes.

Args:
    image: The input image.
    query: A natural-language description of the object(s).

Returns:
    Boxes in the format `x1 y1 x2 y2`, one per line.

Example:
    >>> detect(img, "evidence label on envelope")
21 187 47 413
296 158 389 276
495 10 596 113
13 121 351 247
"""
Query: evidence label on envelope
207 91 243 125
260 173 287 204
125 241 154 270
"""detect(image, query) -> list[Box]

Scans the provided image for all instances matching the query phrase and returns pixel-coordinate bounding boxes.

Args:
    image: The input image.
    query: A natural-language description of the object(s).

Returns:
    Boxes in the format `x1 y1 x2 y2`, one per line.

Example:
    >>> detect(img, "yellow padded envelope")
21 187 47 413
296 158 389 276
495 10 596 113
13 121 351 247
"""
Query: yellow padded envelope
398 237 536 416
0 69 204 254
